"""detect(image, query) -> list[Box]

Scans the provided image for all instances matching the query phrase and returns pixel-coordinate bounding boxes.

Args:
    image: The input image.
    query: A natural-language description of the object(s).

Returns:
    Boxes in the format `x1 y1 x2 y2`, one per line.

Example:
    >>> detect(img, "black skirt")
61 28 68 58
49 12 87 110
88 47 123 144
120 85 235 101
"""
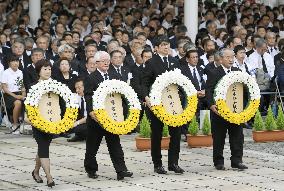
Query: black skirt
3 92 22 111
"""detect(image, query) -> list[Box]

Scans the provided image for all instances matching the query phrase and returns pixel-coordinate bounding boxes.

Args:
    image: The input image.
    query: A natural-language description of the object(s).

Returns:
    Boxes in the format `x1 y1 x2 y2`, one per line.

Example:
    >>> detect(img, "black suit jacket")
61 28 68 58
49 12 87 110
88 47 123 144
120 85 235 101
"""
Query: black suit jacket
84 69 121 115
109 64 131 82
204 62 218 75
23 64 38 90
124 54 135 69
141 54 179 98
130 64 144 100
180 64 205 90
206 66 240 108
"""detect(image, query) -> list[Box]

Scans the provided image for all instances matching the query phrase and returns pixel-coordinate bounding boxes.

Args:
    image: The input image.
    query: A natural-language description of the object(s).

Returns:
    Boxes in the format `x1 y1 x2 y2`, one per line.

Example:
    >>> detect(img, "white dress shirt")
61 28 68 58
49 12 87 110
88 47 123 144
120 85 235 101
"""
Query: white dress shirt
188 64 202 89
247 51 275 78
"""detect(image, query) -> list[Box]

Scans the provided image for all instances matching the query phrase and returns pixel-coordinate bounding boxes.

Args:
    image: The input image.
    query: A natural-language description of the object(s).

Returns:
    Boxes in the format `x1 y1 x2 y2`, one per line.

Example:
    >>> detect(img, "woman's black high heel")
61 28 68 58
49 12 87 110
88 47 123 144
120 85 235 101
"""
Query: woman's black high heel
47 180 55 188
32 170 43 183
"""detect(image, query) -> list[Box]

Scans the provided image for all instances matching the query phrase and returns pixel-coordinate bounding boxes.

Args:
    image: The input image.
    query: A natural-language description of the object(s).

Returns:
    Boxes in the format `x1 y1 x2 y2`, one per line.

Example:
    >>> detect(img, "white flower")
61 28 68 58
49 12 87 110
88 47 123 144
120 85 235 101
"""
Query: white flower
149 69 197 106
93 80 141 110
25 79 79 109
214 71 261 101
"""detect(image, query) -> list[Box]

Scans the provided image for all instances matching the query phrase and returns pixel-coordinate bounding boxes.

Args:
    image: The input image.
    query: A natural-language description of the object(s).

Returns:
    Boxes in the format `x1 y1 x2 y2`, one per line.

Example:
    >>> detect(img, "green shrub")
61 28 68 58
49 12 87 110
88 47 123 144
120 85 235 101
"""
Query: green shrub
265 106 277 131
162 124 169 137
139 112 151 138
188 115 199 136
276 106 284 130
253 110 264 131
202 113 211 135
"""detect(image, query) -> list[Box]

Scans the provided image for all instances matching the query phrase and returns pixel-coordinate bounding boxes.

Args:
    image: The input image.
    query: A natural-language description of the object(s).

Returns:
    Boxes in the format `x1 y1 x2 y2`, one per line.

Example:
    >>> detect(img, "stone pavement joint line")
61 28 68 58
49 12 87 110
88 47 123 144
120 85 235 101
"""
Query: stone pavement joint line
0 129 283 191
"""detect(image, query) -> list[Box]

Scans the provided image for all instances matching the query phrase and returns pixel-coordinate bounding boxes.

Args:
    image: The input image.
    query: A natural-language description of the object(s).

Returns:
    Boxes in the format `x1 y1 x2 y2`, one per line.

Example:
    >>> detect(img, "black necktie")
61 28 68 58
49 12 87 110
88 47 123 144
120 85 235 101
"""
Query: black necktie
271 47 273 53
116 67 121 74
104 73 108 80
261 55 268 73
79 97 85 119
193 68 200 91
163 57 169 69
227 69 230 73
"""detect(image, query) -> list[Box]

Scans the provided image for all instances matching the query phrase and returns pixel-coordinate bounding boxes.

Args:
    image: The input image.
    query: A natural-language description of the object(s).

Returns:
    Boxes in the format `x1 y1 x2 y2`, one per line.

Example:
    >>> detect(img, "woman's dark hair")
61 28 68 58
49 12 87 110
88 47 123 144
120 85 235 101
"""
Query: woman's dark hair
7 54 19 64
234 45 245 54
35 59 52 75
59 57 70 65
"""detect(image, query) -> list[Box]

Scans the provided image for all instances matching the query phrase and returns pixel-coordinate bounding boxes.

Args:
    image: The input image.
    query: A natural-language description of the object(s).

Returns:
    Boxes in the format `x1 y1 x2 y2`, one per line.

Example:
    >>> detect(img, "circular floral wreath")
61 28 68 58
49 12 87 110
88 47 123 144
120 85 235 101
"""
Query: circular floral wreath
25 79 79 134
214 71 261 125
149 69 198 127
92 79 141 135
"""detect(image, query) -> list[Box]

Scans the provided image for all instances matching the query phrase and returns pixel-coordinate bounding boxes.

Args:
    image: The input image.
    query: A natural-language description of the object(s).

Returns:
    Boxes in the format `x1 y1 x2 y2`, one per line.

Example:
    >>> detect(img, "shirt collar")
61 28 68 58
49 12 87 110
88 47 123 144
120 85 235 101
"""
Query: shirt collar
221 64 231 74
97 68 107 77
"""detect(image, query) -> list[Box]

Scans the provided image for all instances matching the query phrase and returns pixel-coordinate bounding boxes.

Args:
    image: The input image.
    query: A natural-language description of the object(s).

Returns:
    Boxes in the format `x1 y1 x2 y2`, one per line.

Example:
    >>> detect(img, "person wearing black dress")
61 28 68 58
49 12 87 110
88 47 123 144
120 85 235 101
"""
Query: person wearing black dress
30 59 55 188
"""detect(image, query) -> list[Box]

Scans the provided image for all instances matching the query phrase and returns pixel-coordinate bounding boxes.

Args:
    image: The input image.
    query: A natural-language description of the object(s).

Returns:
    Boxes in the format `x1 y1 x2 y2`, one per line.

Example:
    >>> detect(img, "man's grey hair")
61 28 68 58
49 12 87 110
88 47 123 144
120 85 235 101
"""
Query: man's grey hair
31 48 44 55
219 48 234 57
255 38 267 49
265 31 276 39
58 44 74 54
24 37 34 45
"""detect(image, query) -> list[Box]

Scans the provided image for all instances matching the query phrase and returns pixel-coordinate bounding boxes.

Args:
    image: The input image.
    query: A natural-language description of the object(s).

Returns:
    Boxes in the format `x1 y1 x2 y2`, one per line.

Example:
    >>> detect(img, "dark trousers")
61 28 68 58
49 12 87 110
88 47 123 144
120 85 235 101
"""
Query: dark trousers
84 118 127 174
72 123 87 139
146 108 181 167
33 127 53 158
210 111 244 166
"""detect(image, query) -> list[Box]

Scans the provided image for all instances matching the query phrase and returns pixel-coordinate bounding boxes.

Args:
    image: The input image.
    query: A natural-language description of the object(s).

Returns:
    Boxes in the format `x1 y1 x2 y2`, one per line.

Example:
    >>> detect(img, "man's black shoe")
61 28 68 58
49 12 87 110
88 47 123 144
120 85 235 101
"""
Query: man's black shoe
154 166 167 174
117 171 133 180
215 164 225 170
231 163 248 170
168 164 185 174
87 172 98 179
67 135 84 142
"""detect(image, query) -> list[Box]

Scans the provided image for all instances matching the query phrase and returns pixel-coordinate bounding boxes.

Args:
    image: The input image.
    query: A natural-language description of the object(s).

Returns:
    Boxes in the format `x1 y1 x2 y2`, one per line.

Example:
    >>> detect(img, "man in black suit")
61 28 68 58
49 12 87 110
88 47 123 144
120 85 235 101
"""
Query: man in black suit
78 56 96 78
23 48 44 90
142 35 184 174
109 50 132 83
206 48 248 171
180 49 207 139
84 51 133 180
204 50 221 75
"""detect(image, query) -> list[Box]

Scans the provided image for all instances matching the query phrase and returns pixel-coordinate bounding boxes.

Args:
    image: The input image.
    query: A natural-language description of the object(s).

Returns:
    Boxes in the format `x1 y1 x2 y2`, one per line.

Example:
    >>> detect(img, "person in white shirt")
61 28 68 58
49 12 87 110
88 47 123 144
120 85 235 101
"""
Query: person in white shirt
1 55 26 133
200 39 216 67
266 32 279 58
233 45 250 74
247 38 275 78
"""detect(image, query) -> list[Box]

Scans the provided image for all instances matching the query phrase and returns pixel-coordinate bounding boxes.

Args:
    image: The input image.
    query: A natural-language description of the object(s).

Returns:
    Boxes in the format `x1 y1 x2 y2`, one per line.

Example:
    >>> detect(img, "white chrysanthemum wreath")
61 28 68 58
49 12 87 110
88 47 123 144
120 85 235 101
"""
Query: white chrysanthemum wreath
25 78 79 134
149 69 198 127
214 71 261 124
92 79 141 135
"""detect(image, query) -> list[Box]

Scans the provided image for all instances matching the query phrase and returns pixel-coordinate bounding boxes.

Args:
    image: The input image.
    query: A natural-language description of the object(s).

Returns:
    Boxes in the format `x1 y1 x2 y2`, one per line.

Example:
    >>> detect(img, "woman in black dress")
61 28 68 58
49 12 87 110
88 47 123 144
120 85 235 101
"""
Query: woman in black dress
30 60 55 188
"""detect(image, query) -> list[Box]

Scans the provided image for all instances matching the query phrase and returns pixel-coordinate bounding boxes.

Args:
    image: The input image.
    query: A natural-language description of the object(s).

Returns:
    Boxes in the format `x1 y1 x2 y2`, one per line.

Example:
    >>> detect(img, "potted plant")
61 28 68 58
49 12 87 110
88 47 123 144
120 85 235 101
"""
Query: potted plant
253 106 284 142
135 112 170 151
187 114 213 148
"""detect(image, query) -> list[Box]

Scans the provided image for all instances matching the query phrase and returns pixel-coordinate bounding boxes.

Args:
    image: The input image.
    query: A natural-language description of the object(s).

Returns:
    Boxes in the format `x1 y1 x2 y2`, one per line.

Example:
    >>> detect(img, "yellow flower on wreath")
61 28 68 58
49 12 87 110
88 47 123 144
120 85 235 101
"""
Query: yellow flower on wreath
149 69 198 127
92 79 141 135
214 71 261 125
26 105 78 134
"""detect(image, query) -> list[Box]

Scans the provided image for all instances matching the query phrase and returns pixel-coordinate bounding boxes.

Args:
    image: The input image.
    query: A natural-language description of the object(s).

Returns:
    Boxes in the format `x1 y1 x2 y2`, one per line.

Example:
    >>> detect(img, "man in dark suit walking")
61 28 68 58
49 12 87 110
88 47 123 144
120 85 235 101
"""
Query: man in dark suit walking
205 48 248 171
142 35 184 174
84 51 133 180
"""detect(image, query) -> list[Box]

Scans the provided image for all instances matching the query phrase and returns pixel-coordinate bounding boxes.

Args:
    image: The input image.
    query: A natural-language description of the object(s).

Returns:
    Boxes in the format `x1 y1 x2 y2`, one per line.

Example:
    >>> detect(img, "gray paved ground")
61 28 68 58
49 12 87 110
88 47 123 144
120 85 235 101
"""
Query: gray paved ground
0 127 284 191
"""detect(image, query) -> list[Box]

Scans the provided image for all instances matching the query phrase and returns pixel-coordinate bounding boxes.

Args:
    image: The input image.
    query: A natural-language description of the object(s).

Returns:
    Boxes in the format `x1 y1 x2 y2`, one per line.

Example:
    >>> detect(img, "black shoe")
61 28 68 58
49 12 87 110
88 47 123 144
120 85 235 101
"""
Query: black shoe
154 166 167 174
215 164 225 170
67 135 84 142
87 172 98 179
32 170 43 183
47 180 55 188
117 171 133 180
168 164 185 174
231 163 248 170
